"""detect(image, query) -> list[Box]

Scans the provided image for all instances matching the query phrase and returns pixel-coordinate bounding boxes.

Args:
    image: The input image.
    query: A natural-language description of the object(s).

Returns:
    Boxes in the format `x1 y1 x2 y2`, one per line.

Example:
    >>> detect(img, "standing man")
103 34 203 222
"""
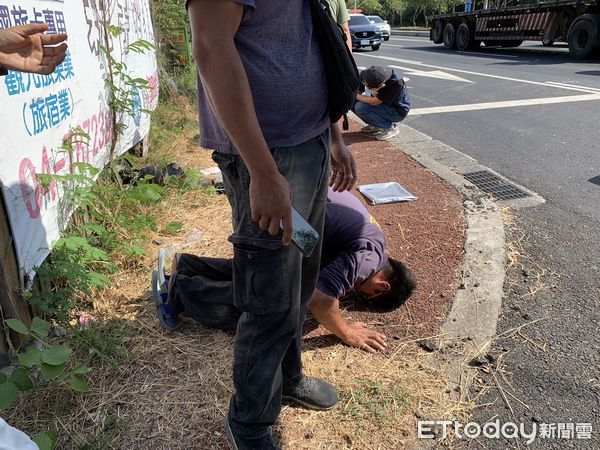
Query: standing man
186 1 357 449
326 0 352 51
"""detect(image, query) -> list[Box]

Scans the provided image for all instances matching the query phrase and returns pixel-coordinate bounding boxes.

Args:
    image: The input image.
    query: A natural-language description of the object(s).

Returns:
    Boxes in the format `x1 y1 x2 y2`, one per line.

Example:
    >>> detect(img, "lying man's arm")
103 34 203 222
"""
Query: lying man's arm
188 0 294 244
309 289 386 353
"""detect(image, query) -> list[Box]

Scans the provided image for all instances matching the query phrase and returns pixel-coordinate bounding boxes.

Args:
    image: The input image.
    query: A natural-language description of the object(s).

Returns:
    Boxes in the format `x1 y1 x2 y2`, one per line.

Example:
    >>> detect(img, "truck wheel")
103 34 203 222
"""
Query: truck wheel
432 19 445 44
443 23 456 49
456 22 475 50
569 20 597 59
500 40 523 48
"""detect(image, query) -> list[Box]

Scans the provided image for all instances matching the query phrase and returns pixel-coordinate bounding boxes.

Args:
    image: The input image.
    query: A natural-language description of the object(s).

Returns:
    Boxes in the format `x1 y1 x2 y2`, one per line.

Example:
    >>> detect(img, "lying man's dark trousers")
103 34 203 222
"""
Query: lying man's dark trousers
169 254 240 331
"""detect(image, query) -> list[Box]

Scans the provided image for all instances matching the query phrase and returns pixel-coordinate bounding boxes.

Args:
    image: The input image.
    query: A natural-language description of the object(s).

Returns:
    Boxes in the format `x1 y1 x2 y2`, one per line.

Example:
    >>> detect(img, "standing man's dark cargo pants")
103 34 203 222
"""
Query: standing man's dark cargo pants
211 130 330 440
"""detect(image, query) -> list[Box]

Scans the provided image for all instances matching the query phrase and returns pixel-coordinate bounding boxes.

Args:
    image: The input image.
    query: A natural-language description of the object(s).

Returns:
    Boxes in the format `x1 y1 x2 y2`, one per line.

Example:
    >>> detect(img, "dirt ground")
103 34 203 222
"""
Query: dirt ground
4 105 468 449
318 122 465 340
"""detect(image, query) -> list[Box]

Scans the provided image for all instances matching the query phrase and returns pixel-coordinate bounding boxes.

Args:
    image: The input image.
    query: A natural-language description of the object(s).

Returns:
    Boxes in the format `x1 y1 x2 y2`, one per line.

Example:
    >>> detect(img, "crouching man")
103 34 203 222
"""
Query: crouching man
354 65 411 141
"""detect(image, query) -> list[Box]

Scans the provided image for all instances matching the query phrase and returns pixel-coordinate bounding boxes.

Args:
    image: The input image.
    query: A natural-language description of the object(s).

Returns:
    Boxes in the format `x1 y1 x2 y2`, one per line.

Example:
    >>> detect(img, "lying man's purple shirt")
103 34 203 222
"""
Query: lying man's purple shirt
318 188 388 299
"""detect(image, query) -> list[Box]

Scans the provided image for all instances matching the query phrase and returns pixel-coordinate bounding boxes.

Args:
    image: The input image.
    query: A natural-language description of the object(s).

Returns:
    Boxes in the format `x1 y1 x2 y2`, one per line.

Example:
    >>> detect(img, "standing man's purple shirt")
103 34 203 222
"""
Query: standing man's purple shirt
318 189 388 298
194 0 330 154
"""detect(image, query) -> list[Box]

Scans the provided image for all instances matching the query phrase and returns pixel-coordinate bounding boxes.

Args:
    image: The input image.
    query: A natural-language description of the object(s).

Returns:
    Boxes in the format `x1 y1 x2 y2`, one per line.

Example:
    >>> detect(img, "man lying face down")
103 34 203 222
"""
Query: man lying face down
152 188 415 353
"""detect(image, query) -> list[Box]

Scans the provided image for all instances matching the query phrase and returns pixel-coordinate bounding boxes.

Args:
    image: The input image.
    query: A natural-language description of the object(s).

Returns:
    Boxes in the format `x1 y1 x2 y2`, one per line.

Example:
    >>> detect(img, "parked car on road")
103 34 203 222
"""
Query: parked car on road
349 14 382 51
367 15 391 41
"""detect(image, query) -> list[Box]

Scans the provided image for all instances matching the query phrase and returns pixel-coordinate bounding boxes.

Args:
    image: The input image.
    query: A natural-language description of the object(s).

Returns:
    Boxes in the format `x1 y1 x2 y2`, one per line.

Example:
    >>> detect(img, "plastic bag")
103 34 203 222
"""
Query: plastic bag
357 182 417 205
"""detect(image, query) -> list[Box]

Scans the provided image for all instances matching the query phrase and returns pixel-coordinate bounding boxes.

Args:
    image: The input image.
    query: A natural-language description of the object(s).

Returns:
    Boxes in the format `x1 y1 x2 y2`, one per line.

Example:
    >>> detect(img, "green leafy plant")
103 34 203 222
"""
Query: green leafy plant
103 26 155 158
78 411 129 450
1 318 91 412
32 429 58 450
29 236 113 320
341 380 410 428
162 220 183 235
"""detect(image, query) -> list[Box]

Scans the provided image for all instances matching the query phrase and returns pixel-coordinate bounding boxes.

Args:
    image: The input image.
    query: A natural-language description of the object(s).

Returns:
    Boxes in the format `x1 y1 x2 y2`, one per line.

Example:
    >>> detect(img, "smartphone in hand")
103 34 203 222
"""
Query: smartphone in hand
280 207 320 257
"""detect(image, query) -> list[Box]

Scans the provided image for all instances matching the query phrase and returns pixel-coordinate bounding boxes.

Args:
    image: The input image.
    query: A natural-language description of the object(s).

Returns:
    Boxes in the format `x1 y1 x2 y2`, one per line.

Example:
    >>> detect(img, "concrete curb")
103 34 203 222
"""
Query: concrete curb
391 29 430 37
349 114 507 393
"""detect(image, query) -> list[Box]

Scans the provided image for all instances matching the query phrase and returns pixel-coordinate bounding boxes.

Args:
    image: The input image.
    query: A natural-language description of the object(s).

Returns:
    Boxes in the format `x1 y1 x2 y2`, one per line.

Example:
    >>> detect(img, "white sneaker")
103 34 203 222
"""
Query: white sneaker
375 127 399 140
360 125 385 135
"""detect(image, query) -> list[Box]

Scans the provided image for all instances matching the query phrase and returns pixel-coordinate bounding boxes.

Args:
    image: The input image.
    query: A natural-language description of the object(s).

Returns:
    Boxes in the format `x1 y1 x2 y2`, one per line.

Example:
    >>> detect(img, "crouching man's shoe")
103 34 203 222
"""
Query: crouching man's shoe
282 376 339 410
224 415 278 450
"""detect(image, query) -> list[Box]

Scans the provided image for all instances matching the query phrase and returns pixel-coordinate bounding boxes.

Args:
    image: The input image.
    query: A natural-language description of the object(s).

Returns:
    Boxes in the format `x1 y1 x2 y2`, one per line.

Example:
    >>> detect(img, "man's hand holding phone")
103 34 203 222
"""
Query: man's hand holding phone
250 170 293 246
281 208 320 257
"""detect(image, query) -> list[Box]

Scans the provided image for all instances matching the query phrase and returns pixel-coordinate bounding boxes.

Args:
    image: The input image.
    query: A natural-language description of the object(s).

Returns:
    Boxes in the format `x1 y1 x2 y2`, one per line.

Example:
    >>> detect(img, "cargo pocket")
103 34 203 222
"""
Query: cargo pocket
230 236 291 315
211 151 238 199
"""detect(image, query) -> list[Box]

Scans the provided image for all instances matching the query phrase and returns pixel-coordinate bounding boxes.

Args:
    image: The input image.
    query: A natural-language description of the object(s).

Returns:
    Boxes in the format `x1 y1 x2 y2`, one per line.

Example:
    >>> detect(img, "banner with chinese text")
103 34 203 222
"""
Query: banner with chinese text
0 0 159 283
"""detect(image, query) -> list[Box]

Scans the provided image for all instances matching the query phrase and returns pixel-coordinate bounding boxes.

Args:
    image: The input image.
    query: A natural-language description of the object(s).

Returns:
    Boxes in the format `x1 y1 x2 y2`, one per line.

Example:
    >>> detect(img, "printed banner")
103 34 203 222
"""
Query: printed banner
0 0 159 283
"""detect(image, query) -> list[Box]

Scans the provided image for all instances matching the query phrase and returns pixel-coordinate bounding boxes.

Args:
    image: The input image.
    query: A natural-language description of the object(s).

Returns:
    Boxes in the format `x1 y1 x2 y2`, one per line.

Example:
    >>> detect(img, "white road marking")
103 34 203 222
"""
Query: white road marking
382 43 405 48
546 82 600 92
409 93 600 116
389 64 473 83
359 53 600 93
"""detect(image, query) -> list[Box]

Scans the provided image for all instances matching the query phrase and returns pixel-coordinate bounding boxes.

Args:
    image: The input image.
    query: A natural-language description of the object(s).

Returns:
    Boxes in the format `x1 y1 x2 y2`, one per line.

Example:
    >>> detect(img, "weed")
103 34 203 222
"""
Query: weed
160 63 198 103
77 412 129 450
149 100 197 149
342 380 411 429
29 236 113 321
71 322 131 368
32 429 58 450
1 317 91 412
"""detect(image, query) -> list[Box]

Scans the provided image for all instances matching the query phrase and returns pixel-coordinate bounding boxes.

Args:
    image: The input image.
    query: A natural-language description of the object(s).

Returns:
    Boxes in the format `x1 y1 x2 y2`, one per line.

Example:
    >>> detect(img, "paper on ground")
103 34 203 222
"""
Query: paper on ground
357 182 417 205
200 167 221 176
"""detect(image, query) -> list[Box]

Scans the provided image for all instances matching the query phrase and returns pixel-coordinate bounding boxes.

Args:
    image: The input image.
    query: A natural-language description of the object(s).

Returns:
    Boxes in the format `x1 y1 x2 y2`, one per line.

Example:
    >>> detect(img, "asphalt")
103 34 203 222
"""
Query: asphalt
352 37 599 448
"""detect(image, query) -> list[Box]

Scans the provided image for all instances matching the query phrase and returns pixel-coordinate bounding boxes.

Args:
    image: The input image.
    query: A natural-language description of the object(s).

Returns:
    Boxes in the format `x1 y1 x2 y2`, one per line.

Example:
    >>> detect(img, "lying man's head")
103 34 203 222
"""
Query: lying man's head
355 257 416 309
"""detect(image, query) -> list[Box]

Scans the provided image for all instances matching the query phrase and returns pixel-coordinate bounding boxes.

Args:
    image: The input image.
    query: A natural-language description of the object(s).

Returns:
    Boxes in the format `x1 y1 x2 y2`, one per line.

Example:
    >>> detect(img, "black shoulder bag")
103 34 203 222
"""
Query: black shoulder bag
309 0 360 129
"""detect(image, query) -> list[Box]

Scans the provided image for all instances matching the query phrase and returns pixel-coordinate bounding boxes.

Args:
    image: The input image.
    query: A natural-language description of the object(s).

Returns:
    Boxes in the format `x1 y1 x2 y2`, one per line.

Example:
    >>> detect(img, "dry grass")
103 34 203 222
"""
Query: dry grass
4 97 469 449
500 207 556 302
278 340 472 449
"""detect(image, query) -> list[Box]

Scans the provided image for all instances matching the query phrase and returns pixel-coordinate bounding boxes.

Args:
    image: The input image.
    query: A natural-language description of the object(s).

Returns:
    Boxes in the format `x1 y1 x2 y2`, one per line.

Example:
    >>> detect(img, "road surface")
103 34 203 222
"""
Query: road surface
353 38 599 449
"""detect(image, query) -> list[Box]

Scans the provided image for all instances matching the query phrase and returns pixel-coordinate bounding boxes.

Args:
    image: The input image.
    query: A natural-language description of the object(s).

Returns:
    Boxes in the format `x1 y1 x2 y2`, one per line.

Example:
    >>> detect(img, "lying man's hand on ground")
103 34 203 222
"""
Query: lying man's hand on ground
309 289 387 353
342 322 387 353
